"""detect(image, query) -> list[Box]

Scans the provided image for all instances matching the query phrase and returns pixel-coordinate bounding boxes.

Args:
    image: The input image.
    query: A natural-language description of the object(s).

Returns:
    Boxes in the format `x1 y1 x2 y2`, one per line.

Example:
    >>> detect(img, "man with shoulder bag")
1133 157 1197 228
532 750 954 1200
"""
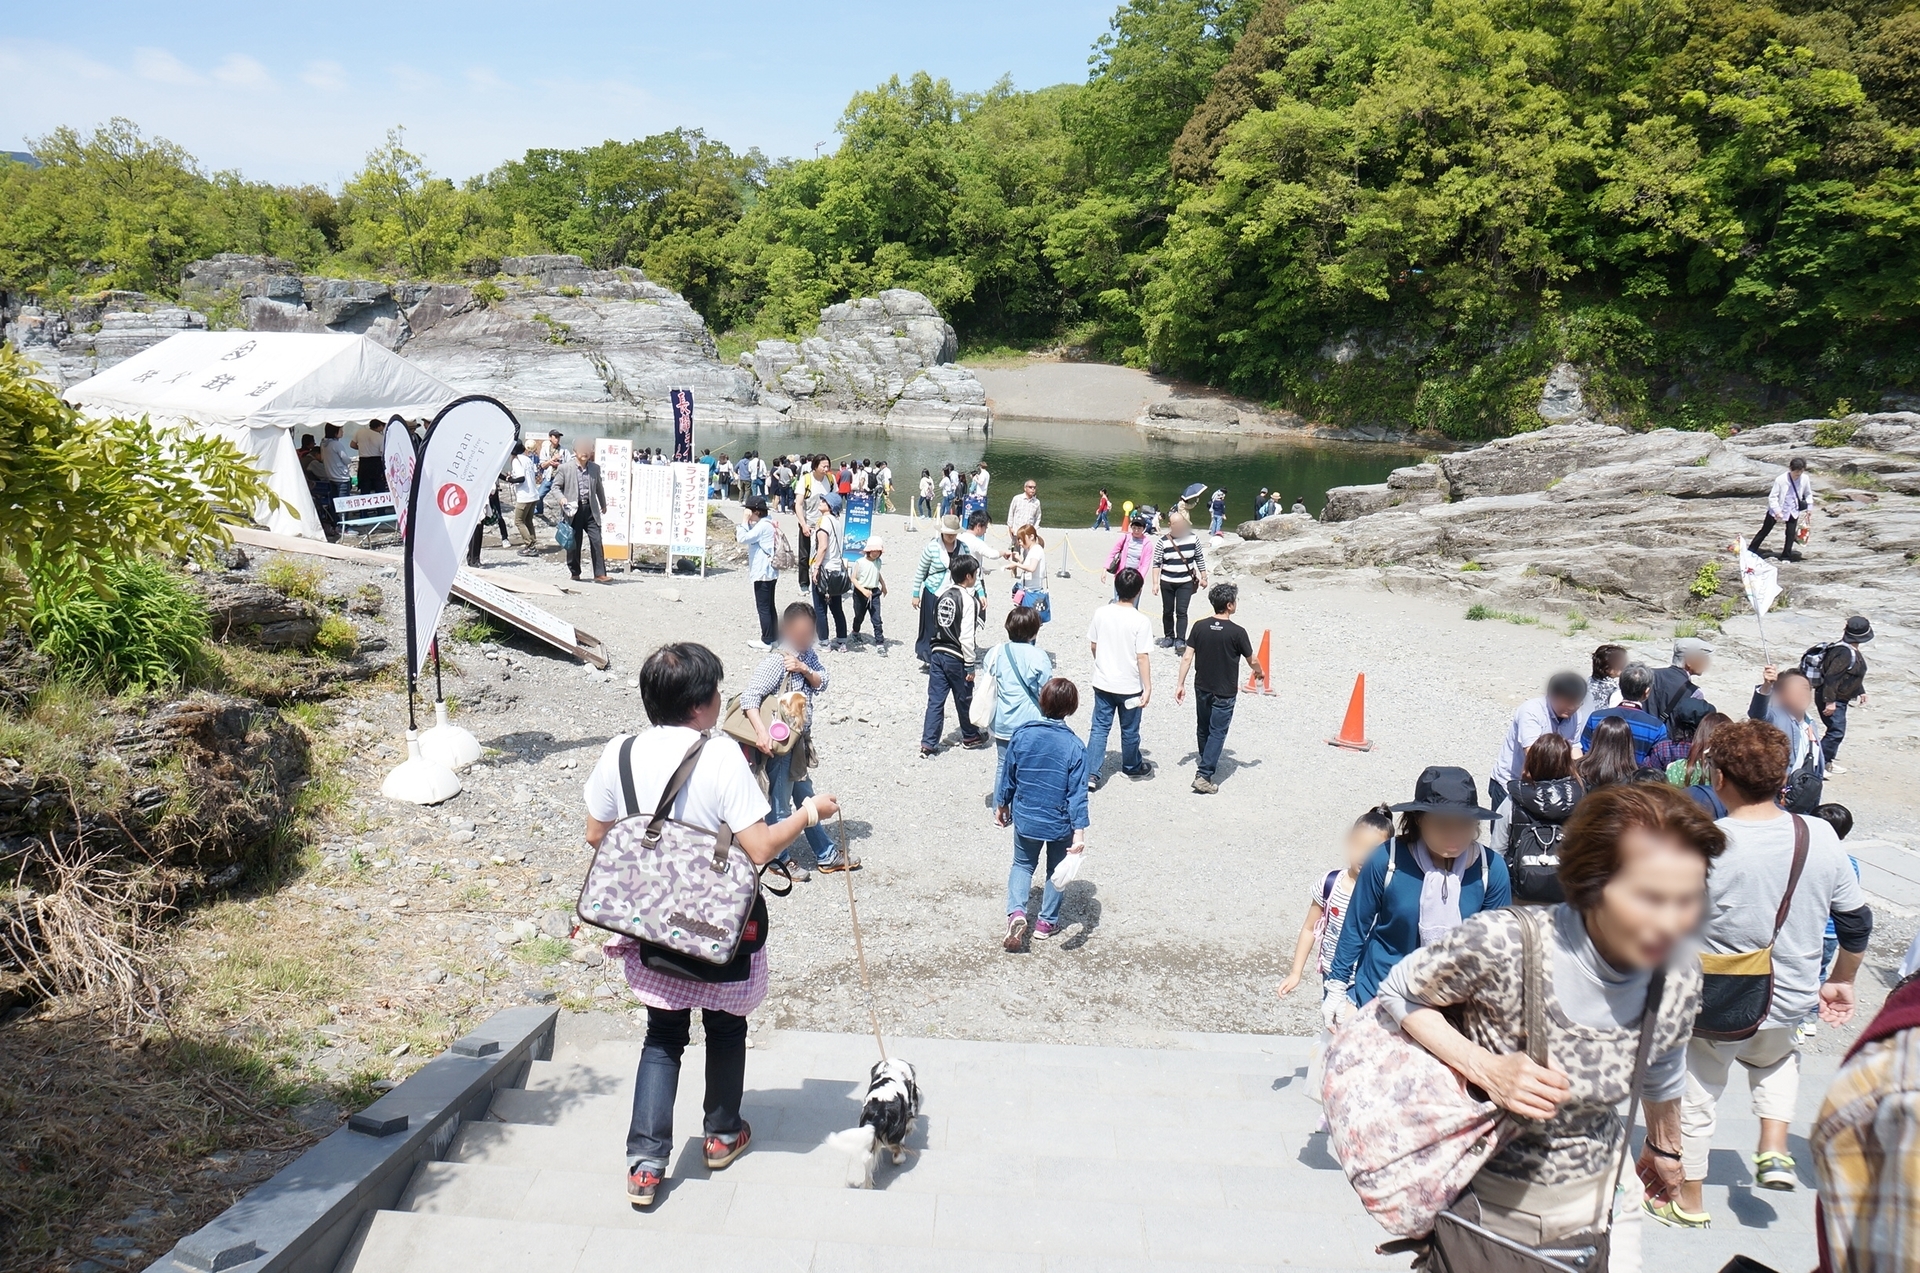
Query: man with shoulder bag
1664 719 1872 1228
577 642 840 1210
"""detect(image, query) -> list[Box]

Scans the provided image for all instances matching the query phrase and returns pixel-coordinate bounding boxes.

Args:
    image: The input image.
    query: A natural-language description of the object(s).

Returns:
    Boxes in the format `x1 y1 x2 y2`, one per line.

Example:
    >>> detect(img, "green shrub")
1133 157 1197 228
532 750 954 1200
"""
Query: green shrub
30 556 209 692
258 557 327 602
1459 561 1484 572
471 279 506 307
1465 604 1490 621
1814 420 1858 448
311 614 358 656
448 608 501 644
1688 560 1722 600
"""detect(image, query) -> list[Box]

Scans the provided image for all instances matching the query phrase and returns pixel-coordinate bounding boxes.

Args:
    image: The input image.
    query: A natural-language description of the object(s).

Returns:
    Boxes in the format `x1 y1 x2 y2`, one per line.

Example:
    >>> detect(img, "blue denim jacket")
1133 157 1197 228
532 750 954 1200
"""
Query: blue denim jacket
995 719 1090 841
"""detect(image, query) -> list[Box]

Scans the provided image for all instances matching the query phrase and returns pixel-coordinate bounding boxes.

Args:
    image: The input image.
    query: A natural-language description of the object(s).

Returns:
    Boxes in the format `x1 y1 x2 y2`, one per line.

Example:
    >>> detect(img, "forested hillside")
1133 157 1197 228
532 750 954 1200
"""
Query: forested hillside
4 0 1917 437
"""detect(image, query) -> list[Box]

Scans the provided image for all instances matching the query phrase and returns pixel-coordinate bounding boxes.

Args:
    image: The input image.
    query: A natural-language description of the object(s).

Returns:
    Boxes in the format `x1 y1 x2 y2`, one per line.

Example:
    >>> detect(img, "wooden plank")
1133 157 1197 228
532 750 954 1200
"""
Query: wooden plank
226 526 568 598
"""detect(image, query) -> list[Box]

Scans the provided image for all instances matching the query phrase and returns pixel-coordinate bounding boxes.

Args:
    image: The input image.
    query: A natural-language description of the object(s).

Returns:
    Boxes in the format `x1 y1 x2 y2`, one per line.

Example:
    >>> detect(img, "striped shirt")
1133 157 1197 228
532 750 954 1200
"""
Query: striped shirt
1154 533 1206 586
739 644 829 729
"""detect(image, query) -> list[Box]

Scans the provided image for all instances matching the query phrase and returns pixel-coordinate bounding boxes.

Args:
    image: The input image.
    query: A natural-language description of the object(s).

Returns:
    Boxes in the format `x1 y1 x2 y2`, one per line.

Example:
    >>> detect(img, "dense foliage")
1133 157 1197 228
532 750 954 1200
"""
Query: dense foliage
3 0 1917 435
29 554 210 692
0 345 278 624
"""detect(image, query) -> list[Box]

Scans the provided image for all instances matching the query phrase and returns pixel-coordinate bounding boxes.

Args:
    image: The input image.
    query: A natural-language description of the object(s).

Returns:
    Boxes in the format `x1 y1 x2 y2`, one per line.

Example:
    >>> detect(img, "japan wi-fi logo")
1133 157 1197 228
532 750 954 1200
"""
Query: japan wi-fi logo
436 483 468 516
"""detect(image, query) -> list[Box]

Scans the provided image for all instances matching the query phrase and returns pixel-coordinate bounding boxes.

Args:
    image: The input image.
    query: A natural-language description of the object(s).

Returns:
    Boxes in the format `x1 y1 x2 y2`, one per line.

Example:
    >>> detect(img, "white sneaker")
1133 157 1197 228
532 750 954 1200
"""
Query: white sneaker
1795 1019 1817 1045
1827 763 1848 776
746 640 771 651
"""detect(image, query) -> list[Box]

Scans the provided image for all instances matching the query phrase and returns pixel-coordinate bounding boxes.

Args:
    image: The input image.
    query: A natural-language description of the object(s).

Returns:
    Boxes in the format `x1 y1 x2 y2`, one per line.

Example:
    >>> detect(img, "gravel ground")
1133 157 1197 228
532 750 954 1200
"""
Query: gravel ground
274 504 1919 1059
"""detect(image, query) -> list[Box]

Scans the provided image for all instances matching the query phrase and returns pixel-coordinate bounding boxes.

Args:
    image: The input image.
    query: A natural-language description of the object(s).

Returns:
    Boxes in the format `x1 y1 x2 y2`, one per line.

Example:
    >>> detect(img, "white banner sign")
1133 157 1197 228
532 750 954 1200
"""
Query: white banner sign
405 396 519 675
596 438 633 551
453 570 578 649
669 462 708 556
632 461 673 547
333 491 397 514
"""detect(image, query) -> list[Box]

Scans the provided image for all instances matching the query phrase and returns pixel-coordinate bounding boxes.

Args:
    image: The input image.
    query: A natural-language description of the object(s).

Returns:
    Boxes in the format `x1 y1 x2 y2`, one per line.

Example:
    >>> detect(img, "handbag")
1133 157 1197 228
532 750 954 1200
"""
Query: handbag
554 519 577 550
970 645 1000 731
1016 587 1052 623
1321 909 1555 1237
1427 907 1669 1273
574 734 760 969
1695 814 1808 1041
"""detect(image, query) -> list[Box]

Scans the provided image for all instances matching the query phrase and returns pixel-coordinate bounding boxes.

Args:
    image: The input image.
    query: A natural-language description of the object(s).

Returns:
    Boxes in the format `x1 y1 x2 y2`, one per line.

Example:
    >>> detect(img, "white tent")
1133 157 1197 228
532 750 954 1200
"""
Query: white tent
64 332 456 539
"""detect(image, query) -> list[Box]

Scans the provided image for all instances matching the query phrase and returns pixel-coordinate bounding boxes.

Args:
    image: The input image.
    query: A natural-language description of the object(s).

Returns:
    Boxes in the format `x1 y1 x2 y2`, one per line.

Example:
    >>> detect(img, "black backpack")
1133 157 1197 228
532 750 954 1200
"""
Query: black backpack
1504 777 1581 904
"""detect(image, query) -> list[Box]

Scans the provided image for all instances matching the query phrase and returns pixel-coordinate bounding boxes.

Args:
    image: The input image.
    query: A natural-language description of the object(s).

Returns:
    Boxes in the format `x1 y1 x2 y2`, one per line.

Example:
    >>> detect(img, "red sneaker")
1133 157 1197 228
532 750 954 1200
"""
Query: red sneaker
704 1121 752 1170
626 1166 661 1207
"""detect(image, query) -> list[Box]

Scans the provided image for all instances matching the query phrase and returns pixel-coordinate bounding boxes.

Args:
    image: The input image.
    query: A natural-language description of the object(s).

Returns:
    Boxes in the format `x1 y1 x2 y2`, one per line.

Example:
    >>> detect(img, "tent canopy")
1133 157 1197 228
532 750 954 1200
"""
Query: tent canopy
64 332 456 539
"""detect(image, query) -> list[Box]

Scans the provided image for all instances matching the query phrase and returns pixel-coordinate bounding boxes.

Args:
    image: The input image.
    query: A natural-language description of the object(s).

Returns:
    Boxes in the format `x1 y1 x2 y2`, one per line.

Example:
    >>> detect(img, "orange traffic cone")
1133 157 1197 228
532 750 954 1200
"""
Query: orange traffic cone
1326 673 1375 751
1244 630 1275 694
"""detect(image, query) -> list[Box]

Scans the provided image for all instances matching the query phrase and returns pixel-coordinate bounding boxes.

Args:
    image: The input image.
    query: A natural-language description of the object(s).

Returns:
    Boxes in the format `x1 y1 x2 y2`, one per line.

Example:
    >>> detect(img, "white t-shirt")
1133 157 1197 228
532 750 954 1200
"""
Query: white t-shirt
583 727 771 832
1707 811 1865 1028
1087 602 1154 695
352 425 384 454
513 454 540 503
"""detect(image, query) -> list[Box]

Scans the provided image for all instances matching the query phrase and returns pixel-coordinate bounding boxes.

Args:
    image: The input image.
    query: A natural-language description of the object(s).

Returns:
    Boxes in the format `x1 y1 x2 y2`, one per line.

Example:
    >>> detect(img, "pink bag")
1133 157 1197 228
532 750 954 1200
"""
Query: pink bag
1320 909 1547 1237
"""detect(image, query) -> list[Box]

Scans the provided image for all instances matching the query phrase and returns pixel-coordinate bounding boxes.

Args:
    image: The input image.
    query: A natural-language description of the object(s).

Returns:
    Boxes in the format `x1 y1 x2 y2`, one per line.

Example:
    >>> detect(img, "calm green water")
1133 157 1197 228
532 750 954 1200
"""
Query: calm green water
525 415 1418 523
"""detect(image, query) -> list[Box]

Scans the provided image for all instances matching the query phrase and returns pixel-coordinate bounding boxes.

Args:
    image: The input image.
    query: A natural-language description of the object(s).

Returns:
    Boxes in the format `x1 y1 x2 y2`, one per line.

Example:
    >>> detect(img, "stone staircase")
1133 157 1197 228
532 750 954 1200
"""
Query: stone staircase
332 1030 1823 1273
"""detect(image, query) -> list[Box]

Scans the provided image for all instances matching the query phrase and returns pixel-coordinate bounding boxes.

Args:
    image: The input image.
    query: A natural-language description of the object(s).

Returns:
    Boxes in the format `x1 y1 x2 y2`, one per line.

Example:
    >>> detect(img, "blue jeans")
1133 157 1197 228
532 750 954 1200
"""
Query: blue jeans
812 582 848 642
1210 513 1224 534
1086 687 1143 776
1007 833 1071 924
763 747 837 866
1092 510 1109 530
1195 689 1237 780
923 652 980 749
626 1007 746 1171
1821 701 1848 764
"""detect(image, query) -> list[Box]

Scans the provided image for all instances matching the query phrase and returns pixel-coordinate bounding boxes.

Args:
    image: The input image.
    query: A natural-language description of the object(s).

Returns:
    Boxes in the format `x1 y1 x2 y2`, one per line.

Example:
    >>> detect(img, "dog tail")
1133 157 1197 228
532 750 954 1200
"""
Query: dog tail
826 1127 875 1157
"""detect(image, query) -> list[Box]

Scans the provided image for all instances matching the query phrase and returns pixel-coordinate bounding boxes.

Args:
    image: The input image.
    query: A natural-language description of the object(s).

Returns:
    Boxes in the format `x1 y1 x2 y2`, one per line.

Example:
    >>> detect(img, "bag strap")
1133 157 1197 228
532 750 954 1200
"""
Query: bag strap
643 735 709 832
1771 815 1810 942
1602 964 1667 1230
616 735 639 818
1518 905 1548 1067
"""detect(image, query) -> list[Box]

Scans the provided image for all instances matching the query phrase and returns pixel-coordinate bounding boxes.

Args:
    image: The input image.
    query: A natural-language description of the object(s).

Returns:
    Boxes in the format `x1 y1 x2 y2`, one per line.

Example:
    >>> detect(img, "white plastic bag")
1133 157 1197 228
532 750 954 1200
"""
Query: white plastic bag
1049 852 1082 889
1304 1028 1330 1105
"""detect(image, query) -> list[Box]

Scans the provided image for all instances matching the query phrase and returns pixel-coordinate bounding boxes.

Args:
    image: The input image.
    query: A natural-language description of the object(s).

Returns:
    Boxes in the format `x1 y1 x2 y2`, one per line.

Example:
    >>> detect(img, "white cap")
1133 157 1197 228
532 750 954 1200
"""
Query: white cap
862 537 884 553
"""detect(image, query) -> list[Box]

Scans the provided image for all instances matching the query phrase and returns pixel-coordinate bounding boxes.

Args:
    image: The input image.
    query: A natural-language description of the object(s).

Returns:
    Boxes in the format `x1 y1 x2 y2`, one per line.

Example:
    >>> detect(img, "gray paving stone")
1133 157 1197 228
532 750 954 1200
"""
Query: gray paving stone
931 1192 1147 1258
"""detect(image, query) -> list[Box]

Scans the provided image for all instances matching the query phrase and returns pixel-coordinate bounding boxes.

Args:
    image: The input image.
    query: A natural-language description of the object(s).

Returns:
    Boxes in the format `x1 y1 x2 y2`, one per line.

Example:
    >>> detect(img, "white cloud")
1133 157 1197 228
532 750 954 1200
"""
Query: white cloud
133 47 203 85
301 59 347 91
212 54 273 88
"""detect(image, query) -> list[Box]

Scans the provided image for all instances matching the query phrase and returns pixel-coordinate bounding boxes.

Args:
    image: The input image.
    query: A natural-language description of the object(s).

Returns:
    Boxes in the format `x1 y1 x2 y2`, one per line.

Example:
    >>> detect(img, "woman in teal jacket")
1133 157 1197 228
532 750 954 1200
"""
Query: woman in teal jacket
986 605 1054 795
1325 766 1509 1023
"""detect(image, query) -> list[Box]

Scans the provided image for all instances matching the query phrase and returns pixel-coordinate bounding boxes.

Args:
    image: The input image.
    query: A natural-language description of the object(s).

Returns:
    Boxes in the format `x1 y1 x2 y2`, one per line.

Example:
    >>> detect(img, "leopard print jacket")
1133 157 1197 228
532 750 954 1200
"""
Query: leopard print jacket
1389 906 1703 1184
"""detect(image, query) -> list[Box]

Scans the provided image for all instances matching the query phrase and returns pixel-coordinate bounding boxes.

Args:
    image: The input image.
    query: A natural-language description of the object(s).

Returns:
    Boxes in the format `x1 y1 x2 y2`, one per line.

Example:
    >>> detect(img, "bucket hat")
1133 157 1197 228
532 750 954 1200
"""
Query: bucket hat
1844 615 1874 643
939 514 962 533
1388 765 1497 820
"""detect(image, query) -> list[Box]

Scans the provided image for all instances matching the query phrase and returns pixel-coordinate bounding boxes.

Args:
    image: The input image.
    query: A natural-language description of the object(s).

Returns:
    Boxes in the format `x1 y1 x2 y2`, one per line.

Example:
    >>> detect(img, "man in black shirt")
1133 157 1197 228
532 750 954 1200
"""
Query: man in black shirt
1175 583 1264 793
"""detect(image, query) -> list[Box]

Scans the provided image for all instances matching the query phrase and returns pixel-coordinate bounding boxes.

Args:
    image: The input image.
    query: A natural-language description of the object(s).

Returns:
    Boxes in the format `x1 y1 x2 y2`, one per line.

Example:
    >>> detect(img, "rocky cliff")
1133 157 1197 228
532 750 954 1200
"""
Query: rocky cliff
738 289 989 431
6 256 990 431
1221 415 1920 634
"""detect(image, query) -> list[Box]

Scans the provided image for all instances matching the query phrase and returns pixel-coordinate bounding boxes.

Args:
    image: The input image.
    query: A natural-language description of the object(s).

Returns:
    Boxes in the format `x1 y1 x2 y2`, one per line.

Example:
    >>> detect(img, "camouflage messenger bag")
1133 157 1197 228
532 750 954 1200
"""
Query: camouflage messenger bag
576 733 765 972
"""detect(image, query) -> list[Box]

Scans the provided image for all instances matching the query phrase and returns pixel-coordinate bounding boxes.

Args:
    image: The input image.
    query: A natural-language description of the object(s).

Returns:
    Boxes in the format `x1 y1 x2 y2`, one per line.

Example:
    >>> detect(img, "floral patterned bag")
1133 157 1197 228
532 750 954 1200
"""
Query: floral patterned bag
1320 907 1550 1237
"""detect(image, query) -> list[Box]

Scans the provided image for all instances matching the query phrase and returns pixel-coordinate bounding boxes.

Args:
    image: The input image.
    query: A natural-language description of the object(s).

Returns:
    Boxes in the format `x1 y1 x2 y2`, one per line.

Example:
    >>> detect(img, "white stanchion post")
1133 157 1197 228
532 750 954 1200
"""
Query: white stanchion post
381 730 461 805
418 699 482 770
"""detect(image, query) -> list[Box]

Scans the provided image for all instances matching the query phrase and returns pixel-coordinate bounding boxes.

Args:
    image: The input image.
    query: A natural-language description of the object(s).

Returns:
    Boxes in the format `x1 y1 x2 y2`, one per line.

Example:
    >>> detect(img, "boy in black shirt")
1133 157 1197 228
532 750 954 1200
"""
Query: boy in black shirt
1175 583 1264 793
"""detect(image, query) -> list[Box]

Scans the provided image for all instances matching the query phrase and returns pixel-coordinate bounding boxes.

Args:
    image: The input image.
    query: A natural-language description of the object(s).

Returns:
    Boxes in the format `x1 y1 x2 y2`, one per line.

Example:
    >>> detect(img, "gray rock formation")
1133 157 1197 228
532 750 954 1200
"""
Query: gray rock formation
1536 362 1592 424
1216 414 1920 637
738 289 989 431
1138 394 1416 443
4 296 208 387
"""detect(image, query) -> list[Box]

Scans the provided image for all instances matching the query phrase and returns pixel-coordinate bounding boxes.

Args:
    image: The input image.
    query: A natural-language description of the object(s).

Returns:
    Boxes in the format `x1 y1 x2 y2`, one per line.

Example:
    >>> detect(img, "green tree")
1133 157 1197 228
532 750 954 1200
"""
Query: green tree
337 128 479 277
0 345 278 622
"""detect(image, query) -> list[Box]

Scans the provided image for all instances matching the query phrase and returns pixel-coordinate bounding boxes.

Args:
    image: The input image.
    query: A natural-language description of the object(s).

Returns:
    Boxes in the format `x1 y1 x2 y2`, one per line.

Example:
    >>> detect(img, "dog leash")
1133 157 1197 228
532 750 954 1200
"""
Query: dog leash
835 811 888 1061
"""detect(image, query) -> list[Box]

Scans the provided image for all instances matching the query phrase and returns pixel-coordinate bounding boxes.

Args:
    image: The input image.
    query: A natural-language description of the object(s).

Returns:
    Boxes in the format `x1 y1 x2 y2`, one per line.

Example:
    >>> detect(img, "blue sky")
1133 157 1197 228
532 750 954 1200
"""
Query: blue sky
1 1 1114 186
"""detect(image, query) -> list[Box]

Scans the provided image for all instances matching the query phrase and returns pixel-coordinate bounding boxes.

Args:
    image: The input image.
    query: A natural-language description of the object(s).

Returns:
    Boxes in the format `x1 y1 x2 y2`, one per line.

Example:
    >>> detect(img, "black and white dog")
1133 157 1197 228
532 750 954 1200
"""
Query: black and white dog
827 1056 920 1188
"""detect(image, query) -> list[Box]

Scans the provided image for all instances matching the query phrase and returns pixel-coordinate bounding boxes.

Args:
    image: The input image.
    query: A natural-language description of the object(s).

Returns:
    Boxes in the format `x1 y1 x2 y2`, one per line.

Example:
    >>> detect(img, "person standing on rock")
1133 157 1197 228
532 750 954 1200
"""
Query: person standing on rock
554 441 610 583
1084 567 1156 788
1175 583 1262 794
1490 672 1587 809
911 515 963 666
1811 615 1872 776
1208 488 1227 536
921 555 989 757
1751 456 1813 561
995 677 1089 950
583 641 841 1210
1007 479 1042 534
739 495 780 649
1150 510 1208 652
1291 497 1308 516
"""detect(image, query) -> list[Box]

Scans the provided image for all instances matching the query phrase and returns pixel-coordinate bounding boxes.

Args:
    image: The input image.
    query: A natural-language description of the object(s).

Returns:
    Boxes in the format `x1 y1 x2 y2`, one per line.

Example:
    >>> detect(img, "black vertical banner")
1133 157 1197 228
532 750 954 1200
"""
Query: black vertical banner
670 389 694 462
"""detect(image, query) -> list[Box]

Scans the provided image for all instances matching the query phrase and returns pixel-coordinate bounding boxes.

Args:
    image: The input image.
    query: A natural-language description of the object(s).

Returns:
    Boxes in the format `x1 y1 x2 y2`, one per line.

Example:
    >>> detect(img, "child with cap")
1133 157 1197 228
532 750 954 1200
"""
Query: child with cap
851 537 887 652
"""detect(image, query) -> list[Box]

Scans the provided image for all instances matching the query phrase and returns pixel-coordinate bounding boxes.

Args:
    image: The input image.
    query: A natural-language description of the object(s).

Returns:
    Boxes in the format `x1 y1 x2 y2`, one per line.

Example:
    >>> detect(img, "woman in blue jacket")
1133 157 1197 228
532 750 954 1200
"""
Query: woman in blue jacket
994 678 1089 951
1325 765 1509 1025
986 605 1054 797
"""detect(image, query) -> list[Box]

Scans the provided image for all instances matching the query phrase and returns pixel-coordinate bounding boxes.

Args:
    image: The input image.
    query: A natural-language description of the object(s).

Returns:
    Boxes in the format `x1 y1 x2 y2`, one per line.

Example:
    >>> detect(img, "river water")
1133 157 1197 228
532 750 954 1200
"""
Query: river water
523 415 1419 524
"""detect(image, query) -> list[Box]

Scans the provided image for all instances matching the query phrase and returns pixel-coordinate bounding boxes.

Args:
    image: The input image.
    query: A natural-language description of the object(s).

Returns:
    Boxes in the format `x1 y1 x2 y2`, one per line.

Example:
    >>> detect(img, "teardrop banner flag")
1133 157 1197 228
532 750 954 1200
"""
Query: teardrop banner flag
383 414 417 539
404 396 520 676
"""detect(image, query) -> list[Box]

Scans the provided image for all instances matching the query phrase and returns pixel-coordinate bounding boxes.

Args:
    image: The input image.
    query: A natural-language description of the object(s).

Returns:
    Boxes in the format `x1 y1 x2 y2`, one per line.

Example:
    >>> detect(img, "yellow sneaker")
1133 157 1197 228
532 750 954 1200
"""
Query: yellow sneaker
1644 1199 1712 1229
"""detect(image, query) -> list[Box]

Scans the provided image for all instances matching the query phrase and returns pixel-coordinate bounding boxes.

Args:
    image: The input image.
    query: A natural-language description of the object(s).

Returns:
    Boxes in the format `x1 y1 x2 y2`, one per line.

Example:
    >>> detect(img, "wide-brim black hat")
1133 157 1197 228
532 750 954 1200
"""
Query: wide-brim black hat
1389 765 1498 820
1844 615 1874 642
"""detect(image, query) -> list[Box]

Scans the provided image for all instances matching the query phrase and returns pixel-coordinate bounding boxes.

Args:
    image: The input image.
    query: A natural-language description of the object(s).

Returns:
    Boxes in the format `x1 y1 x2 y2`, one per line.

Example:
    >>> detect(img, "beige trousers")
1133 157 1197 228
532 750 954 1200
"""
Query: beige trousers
1680 1027 1800 1179
1464 1167 1644 1273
